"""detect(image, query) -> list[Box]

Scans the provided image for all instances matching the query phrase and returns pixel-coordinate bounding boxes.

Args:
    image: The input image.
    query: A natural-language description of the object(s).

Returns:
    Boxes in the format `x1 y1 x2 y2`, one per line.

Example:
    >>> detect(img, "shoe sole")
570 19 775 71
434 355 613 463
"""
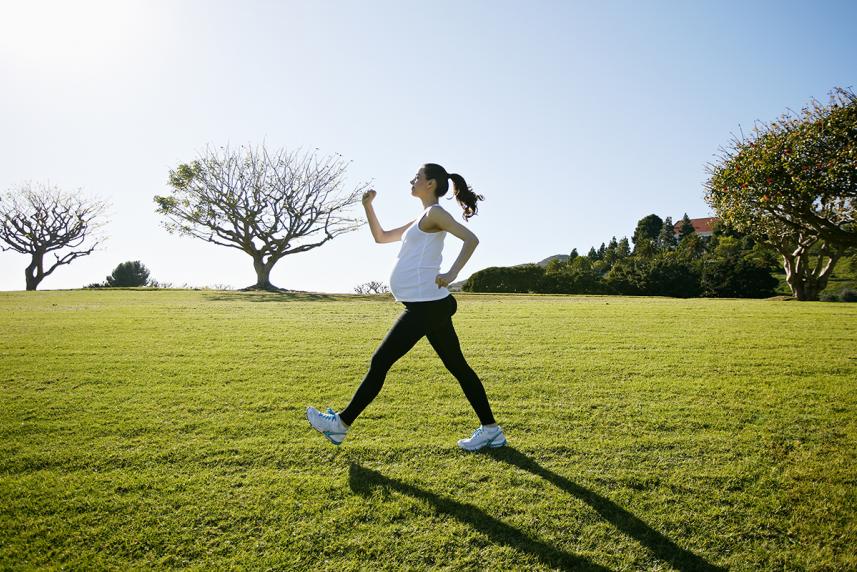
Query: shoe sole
458 434 506 451
306 408 345 446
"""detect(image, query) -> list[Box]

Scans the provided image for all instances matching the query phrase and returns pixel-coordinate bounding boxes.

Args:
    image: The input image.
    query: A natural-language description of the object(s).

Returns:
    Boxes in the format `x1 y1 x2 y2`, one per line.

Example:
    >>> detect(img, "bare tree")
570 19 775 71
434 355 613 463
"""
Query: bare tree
0 182 108 291
354 280 390 294
155 144 369 291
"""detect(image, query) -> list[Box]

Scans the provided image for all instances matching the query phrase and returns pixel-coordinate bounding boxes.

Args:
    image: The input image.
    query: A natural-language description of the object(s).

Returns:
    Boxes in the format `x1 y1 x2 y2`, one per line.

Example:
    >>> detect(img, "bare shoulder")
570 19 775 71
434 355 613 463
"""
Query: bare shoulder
426 205 479 242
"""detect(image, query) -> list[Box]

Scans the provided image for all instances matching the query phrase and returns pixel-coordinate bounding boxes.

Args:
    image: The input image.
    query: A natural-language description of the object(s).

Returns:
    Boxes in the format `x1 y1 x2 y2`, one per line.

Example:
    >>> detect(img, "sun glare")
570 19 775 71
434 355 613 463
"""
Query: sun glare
0 0 153 73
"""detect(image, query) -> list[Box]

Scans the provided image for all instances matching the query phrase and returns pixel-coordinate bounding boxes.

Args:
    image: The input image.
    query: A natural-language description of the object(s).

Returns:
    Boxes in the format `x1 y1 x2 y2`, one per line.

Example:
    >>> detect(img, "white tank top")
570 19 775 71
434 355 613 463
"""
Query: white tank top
389 204 450 302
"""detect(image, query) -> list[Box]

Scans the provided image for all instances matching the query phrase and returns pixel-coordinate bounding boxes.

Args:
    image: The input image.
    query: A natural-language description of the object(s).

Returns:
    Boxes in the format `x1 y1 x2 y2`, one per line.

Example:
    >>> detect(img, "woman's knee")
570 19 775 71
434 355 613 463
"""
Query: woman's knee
433 342 471 375
446 358 475 378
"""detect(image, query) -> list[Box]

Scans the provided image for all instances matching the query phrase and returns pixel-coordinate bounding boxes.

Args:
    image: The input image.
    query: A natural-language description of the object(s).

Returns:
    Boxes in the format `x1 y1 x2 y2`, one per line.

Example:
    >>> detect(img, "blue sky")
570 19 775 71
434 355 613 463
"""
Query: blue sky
1 0 855 292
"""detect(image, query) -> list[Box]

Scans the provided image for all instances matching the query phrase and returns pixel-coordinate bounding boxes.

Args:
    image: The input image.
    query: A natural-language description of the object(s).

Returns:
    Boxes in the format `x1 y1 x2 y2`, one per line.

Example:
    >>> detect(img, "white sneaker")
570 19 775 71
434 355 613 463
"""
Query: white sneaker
457 425 506 451
306 406 349 445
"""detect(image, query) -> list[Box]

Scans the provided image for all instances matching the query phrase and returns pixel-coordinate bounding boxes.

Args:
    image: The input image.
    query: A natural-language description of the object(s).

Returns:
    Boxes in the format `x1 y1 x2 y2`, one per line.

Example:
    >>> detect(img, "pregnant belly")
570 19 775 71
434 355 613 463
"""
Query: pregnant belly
390 265 439 287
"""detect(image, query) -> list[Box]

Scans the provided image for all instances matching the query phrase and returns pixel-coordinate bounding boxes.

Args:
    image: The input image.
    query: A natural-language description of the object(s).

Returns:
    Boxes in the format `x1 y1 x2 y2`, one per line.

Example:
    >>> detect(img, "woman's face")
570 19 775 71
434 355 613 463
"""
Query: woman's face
410 167 433 196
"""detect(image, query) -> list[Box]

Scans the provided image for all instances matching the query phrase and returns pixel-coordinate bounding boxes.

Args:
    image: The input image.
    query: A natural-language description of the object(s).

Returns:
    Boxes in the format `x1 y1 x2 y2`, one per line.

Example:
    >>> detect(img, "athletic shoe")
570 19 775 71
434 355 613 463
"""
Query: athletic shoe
306 406 349 445
457 425 506 451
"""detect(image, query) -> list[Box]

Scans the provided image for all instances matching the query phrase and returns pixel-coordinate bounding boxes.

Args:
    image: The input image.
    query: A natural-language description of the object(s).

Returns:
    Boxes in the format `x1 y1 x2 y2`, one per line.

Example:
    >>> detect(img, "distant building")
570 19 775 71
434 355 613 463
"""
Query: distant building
673 217 718 238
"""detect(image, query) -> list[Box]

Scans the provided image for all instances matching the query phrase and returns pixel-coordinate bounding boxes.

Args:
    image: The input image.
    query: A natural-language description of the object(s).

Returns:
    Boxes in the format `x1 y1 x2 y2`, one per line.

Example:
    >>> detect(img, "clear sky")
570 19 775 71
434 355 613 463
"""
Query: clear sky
1 0 855 292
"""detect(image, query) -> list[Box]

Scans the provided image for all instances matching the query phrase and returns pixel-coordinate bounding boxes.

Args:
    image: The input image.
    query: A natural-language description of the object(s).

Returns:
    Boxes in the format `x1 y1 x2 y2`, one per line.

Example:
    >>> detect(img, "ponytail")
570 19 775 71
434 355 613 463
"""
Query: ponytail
448 173 483 221
423 163 484 222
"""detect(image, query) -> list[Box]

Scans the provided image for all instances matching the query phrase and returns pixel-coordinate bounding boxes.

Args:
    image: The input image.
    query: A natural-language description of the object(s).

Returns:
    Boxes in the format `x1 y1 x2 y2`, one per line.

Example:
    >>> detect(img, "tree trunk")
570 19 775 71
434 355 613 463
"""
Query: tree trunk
24 252 44 291
781 242 840 301
790 280 819 301
249 257 278 291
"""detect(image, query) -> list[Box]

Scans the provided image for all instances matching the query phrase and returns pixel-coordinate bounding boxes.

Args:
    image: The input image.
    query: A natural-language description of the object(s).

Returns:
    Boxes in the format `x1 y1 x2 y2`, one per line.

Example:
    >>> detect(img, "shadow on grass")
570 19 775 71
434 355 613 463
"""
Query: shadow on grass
349 462 609 571
203 291 392 303
484 447 726 572
348 449 725 571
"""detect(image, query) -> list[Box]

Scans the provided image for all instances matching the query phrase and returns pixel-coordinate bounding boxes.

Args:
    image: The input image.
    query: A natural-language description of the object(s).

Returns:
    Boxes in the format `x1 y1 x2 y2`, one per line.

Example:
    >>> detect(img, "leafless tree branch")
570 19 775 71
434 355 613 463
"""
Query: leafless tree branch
155 143 369 290
0 182 109 290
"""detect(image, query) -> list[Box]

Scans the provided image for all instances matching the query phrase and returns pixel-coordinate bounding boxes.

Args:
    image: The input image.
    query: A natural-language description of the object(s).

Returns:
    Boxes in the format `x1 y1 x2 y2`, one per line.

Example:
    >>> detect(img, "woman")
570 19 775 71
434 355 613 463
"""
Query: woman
306 163 506 451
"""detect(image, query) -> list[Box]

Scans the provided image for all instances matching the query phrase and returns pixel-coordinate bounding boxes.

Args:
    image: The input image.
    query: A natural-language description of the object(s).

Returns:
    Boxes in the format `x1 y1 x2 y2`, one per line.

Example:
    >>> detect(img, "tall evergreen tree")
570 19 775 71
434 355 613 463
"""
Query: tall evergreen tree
657 216 677 251
603 236 619 265
678 213 695 240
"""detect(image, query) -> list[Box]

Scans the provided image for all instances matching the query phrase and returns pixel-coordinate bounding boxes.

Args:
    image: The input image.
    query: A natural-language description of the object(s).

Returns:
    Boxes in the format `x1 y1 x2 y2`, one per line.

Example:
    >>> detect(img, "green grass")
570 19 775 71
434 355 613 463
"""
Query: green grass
1 289 855 570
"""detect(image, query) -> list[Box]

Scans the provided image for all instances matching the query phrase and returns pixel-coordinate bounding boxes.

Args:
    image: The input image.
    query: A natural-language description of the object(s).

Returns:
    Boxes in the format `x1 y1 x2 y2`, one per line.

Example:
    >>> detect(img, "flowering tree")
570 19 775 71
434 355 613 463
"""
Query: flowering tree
705 87 856 300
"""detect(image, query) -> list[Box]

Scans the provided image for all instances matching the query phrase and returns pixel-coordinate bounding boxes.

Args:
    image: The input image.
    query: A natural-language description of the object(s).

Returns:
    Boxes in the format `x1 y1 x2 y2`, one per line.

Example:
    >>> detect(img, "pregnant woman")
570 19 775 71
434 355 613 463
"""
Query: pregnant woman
306 163 506 451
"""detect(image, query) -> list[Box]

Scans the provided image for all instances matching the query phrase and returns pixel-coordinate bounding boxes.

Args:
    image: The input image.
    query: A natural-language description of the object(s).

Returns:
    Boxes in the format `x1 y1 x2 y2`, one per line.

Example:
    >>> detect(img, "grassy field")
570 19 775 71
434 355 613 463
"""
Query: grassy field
1 289 855 571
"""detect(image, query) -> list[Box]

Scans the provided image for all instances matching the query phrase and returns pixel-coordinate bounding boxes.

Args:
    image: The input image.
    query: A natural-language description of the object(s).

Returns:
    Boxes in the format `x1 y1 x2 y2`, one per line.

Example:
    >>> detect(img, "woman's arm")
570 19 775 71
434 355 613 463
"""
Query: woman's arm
427 207 480 287
363 190 416 243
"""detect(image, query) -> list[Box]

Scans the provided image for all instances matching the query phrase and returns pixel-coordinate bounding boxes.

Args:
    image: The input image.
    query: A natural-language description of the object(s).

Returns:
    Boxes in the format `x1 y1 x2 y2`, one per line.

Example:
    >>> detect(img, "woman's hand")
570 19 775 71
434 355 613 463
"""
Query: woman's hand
362 189 376 207
435 271 457 288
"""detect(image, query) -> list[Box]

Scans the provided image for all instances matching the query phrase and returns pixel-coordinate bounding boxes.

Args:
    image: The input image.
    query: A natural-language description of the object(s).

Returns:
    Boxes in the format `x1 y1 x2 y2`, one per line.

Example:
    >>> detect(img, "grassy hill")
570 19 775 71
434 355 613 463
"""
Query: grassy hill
2 290 855 570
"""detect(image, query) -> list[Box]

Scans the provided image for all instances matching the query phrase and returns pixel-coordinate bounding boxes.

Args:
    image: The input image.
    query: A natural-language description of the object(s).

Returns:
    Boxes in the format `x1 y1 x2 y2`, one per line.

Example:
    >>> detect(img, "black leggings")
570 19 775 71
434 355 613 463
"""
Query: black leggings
338 294 496 427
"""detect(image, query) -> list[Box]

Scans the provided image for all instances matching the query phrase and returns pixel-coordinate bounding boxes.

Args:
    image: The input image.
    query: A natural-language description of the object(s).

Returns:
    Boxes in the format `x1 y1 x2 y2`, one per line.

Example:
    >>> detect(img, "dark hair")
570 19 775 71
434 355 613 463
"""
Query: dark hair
423 163 484 221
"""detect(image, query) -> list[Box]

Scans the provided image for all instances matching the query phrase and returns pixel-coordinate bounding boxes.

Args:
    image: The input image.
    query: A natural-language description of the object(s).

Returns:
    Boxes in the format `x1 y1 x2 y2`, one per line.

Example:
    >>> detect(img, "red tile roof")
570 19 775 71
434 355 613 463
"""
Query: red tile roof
673 217 718 234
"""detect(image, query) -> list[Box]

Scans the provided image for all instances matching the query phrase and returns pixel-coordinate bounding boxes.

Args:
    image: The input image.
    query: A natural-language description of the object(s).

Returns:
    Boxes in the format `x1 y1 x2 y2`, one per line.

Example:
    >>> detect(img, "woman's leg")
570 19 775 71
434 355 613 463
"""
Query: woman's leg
425 299 497 426
339 306 427 426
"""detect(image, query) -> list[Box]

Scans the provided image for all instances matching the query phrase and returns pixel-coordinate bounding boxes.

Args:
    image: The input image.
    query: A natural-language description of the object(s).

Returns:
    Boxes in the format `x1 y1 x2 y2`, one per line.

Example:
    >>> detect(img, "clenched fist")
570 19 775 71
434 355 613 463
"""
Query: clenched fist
436 272 457 288
362 189 376 207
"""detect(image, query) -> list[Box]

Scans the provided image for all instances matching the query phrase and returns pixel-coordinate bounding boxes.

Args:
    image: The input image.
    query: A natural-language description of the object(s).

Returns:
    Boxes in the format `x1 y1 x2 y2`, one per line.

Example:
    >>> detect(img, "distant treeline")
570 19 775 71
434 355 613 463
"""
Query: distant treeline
462 215 785 298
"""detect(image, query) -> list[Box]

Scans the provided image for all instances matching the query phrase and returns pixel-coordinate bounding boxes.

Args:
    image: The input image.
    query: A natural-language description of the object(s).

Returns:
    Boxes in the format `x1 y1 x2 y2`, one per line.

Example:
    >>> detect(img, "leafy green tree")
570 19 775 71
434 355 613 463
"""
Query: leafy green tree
562 256 603 293
540 252 609 294
568 248 579 261
675 233 705 262
545 258 565 273
633 240 656 259
647 254 701 297
106 261 151 287
632 214 663 258
710 235 742 259
705 87 857 300
587 246 598 260
700 258 778 298
603 258 649 295
633 214 663 244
